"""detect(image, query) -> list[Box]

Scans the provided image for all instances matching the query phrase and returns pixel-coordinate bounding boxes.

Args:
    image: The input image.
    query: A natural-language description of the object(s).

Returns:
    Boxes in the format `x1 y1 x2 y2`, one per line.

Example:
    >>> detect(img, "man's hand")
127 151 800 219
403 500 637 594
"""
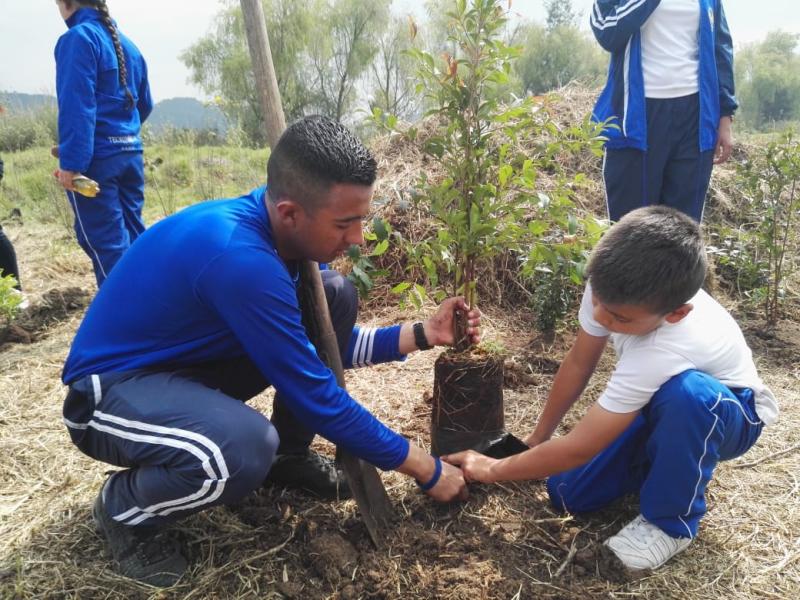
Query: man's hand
714 116 734 164
442 450 499 484
425 296 481 347
426 461 469 502
54 168 77 192
397 445 468 502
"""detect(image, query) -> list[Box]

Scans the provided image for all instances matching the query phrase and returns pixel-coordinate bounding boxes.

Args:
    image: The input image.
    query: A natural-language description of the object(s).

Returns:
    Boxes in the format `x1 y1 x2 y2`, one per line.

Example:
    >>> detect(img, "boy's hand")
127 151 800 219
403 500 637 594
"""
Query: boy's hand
425 296 481 346
714 116 734 164
442 450 499 483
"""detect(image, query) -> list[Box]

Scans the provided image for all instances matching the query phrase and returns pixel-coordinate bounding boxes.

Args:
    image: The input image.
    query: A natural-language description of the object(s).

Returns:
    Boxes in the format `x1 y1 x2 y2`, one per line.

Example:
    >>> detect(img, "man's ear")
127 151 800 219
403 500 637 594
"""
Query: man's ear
665 303 693 324
274 198 302 228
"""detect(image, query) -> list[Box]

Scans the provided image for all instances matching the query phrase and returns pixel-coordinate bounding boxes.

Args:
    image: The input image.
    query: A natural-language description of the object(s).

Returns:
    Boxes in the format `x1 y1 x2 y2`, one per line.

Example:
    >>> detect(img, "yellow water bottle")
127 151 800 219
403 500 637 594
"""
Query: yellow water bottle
72 175 101 198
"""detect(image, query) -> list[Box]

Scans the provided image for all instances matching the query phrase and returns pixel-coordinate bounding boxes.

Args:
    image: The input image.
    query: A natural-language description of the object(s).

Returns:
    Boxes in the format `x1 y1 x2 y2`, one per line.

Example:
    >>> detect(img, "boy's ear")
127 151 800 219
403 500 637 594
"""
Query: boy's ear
664 303 693 324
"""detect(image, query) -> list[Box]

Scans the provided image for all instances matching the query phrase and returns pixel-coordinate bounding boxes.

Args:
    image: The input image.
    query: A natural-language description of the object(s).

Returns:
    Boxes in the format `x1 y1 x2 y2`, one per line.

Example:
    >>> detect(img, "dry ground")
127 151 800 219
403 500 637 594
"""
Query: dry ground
0 215 798 600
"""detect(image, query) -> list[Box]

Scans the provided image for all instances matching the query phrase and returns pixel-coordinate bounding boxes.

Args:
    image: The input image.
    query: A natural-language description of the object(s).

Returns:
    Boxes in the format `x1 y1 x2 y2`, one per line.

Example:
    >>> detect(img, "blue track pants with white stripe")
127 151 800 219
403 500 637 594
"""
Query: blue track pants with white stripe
547 370 763 539
63 270 357 527
66 152 146 287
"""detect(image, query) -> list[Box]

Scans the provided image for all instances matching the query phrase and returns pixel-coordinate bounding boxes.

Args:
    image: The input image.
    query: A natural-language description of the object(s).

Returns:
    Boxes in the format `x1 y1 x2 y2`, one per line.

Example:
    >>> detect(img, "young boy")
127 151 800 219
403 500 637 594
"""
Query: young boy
444 206 778 570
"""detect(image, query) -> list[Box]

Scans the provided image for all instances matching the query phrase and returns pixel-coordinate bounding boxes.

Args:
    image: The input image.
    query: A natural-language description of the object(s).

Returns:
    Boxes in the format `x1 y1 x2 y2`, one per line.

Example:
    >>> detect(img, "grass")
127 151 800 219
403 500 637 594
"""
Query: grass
0 143 269 232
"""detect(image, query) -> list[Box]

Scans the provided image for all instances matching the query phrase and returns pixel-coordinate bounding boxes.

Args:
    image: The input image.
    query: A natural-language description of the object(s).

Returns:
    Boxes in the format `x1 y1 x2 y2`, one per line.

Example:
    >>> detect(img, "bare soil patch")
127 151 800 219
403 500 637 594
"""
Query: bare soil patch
1 286 90 345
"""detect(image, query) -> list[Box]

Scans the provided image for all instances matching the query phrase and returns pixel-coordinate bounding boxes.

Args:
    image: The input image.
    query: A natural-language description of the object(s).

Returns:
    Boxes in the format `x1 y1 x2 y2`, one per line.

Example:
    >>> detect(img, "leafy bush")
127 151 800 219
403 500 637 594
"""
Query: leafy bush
0 107 58 153
346 217 392 298
737 129 800 324
0 274 23 323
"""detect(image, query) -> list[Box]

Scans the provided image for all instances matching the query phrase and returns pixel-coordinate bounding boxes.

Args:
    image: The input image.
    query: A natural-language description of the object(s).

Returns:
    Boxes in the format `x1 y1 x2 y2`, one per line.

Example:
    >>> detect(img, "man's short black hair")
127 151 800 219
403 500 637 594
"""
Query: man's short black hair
586 206 707 314
266 115 377 210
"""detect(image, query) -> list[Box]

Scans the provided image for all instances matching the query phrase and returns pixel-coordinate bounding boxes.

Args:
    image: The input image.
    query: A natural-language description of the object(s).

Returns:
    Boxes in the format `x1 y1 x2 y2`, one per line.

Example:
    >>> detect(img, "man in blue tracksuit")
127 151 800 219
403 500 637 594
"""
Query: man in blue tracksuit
54 1 153 286
62 116 476 587
590 0 738 222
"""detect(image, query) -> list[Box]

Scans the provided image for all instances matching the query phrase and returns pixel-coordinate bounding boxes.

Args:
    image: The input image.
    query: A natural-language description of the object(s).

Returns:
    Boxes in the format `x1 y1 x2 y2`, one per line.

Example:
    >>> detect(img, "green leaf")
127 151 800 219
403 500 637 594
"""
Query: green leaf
568 213 578 235
498 164 513 187
372 239 389 256
391 282 412 294
372 217 390 240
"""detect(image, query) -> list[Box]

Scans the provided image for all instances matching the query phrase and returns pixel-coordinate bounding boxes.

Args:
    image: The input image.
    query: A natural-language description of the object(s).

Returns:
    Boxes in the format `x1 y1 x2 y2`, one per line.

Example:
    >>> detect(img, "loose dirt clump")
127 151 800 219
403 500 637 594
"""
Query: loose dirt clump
308 531 360 581
1 286 90 346
741 316 800 369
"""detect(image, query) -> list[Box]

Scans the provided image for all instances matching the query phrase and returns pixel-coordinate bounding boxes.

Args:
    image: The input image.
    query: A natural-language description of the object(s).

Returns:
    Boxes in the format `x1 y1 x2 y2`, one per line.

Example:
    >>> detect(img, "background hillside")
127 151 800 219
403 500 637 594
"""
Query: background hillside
0 92 228 134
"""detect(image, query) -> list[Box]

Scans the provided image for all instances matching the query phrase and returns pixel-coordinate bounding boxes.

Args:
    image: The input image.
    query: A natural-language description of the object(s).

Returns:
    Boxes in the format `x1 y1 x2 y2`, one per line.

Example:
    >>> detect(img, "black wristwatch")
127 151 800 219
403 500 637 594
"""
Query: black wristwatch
413 321 432 351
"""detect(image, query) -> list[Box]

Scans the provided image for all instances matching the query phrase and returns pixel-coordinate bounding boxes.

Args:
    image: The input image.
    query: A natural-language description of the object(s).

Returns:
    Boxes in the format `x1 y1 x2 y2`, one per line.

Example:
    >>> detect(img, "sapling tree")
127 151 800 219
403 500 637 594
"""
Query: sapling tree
378 0 604 454
387 0 604 345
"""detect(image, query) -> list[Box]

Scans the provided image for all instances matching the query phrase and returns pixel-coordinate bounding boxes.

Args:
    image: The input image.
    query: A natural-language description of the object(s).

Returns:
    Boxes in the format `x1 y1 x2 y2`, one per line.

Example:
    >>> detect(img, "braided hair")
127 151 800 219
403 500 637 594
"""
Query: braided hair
68 0 135 110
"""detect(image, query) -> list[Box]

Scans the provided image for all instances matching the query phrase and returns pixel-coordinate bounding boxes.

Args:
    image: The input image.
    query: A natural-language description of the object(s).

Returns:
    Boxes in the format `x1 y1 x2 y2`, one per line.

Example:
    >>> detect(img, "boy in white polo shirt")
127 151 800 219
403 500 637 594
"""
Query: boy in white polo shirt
444 206 778 571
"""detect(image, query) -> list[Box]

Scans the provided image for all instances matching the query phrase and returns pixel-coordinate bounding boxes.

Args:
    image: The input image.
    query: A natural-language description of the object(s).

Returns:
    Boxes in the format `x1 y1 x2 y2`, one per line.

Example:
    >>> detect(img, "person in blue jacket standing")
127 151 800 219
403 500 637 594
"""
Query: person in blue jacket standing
54 0 153 286
590 0 737 222
62 116 478 587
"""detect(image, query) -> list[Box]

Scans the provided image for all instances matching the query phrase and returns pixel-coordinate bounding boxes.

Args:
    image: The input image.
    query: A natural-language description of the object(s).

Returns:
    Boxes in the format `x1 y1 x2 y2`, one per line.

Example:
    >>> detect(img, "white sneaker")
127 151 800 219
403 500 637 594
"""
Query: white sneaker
604 515 692 570
10 288 29 311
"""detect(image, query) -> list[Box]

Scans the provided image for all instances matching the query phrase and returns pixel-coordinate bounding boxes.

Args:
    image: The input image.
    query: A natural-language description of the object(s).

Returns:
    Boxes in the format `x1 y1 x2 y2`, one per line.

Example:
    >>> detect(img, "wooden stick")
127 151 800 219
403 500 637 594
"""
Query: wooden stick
732 441 800 469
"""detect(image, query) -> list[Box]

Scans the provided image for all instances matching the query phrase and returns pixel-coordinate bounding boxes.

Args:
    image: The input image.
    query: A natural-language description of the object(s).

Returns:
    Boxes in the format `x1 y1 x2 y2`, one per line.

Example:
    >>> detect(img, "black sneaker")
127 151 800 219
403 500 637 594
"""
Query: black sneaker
264 451 351 500
92 490 188 587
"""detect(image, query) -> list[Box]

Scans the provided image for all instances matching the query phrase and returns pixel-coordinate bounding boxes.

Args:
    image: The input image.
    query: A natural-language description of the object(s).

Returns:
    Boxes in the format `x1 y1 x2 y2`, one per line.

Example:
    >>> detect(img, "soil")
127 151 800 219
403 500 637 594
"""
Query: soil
221 481 640 599
0 286 90 346
431 351 504 455
740 316 800 369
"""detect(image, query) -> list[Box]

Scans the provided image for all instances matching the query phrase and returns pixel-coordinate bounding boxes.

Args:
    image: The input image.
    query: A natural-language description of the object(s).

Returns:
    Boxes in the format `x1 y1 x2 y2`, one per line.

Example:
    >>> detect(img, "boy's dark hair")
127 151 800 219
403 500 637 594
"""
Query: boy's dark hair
266 116 377 211
586 206 707 314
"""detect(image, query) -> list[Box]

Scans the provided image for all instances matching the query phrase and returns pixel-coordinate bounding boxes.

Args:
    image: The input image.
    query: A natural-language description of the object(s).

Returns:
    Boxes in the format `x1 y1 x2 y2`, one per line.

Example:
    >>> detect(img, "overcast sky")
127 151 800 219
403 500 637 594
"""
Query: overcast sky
1 1 797 102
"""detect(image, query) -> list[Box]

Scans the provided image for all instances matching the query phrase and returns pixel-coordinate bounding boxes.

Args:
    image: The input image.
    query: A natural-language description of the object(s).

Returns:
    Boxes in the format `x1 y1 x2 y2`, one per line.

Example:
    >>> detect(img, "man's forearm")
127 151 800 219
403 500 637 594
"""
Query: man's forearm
396 443 438 481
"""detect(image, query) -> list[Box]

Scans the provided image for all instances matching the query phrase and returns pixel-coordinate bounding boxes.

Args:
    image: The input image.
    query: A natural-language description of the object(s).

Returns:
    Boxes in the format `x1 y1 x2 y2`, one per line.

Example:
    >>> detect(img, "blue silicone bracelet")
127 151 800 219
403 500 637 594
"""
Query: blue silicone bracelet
416 456 443 491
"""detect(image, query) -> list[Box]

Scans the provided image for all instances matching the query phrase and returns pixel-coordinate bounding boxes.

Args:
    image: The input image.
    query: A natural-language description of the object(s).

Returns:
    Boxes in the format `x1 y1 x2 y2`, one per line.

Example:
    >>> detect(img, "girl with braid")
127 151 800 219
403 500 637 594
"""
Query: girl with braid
54 0 153 286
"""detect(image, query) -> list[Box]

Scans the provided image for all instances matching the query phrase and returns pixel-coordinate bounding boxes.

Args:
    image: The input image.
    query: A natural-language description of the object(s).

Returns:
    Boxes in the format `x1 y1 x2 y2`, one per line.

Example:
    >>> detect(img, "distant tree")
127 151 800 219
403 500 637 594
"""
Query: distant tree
516 22 606 95
307 0 390 121
544 0 577 30
368 17 420 121
736 31 800 130
181 0 317 145
422 0 456 55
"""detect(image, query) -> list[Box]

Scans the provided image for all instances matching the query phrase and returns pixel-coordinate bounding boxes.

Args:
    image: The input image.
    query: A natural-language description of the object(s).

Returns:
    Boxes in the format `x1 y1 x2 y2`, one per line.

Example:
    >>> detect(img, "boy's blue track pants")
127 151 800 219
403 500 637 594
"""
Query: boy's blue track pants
62 270 358 528
603 93 715 223
547 370 763 539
